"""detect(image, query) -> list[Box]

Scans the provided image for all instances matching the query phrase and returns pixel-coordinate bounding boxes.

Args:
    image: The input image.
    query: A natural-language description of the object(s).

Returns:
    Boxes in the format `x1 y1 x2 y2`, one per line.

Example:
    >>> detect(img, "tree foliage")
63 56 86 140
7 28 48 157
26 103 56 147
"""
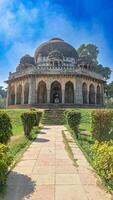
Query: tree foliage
106 81 113 97
0 87 6 108
0 87 6 98
77 44 111 80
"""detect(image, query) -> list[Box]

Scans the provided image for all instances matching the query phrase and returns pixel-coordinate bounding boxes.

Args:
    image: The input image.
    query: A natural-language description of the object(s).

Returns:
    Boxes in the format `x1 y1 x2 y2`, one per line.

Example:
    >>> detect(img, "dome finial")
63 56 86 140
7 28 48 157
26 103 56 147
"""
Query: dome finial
50 38 64 41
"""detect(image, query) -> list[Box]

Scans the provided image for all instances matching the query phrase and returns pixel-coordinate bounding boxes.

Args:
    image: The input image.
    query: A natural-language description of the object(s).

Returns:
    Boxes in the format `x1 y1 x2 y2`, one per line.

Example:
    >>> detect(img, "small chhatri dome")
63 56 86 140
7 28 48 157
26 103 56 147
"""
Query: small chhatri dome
20 54 35 65
34 37 78 61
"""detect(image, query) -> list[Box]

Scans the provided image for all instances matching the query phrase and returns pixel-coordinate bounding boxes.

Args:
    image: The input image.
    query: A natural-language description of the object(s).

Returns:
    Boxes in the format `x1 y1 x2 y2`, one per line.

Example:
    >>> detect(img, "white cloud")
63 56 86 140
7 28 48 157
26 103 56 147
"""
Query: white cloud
0 0 39 42
0 0 112 87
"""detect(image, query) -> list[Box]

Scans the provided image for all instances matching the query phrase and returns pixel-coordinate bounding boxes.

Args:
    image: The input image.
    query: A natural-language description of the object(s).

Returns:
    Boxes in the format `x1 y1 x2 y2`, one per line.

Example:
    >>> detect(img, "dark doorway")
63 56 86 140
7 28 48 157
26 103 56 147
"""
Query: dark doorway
96 85 101 104
24 82 29 104
89 84 95 104
82 82 88 104
50 81 62 103
10 85 15 105
65 81 74 103
37 81 47 103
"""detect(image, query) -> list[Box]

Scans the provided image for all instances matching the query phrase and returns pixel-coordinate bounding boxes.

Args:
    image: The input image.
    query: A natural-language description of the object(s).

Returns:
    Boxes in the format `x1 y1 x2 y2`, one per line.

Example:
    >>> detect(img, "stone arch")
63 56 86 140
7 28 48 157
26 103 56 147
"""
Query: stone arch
37 81 47 103
89 84 95 104
54 61 58 67
50 81 62 103
16 84 22 104
10 85 15 105
24 82 29 104
82 82 88 104
65 81 74 103
96 85 101 104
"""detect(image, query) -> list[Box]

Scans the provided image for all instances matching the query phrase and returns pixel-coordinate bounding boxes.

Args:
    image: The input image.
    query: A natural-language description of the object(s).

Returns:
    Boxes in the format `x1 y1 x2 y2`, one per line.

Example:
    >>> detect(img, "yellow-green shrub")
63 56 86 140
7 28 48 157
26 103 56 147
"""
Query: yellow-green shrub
92 141 113 187
92 110 113 141
0 144 12 192
0 112 12 144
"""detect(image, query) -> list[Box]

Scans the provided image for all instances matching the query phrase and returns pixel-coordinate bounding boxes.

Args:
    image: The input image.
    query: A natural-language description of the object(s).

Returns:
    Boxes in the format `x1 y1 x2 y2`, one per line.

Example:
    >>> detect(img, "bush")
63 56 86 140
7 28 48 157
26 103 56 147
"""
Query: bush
0 144 12 192
92 141 113 187
34 111 42 126
92 110 113 141
66 111 81 138
0 112 12 144
21 112 37 137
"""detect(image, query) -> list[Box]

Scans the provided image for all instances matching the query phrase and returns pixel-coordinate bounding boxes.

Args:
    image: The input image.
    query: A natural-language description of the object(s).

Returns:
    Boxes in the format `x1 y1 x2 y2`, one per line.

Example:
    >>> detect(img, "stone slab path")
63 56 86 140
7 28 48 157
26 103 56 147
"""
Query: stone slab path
1 126 112 200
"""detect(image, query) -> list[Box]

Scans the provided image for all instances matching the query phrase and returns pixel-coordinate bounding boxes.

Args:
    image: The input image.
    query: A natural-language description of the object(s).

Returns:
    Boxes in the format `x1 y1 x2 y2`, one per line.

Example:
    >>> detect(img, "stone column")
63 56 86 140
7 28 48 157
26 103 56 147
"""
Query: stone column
87 84 89 104
75 78 82 104
94 85 97 105
73 80 76 104
21 83 24 105
28 77 36 105
47 82 51 104
6 84 10 107
62 84 65 104
15 85 17 105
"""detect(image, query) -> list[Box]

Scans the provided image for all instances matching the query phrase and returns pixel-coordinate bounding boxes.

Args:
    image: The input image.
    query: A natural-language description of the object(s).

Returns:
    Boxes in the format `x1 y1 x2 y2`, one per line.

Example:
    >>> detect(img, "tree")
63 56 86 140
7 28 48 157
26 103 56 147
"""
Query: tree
0 87 6 108
94 65 111 80
77 44 111 80
0 87 6 98
106 81 113 97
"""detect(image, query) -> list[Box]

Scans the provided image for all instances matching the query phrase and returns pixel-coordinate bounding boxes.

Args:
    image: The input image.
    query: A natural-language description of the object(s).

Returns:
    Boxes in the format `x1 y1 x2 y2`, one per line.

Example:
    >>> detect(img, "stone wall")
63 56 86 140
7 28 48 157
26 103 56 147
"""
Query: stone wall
7 75 104 107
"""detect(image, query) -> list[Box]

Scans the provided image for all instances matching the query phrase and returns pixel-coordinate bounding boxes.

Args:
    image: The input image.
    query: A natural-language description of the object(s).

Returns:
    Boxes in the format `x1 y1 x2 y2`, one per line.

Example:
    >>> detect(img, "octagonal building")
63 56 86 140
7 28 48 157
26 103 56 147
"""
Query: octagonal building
6 38 105 107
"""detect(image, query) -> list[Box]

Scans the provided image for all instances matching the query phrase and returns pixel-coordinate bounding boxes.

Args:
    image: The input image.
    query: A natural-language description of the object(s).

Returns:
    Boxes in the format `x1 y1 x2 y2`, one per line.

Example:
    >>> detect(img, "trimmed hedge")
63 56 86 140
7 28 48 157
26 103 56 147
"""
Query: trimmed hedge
0 112 13 144
21 111 42 137
0 144 12 192
92 110 113 141
66 111 81 138
92 141 113 187
34 111 42 126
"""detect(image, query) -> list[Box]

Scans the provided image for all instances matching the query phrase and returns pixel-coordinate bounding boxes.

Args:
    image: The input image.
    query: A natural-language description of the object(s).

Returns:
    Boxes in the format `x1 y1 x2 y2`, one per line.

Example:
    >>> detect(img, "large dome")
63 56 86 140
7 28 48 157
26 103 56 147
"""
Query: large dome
34 38 79 61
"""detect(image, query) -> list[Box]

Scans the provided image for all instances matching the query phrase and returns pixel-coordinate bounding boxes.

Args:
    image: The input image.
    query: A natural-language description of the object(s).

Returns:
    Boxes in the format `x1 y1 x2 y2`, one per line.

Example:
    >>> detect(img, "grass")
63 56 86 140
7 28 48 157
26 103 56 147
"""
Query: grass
62 130 77 166
2 109 29 135
0 108 42 169
65 108 113 193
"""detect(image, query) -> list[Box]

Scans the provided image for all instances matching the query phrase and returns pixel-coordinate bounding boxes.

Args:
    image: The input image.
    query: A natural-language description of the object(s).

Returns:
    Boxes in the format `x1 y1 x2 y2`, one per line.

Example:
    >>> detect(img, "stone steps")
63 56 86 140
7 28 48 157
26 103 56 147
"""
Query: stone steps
42 109 65 125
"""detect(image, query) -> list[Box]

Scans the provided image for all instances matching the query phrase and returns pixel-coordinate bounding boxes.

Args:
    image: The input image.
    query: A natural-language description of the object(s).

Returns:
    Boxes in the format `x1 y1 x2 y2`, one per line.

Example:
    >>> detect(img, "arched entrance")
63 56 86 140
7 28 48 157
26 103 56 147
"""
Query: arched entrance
96 85 101 104
16 84 22 104
65 81 74 103
10 85 15 105
82 82 88 104
50 81 62 103
89 84 95 104
24 82 29 104
37 81 47 103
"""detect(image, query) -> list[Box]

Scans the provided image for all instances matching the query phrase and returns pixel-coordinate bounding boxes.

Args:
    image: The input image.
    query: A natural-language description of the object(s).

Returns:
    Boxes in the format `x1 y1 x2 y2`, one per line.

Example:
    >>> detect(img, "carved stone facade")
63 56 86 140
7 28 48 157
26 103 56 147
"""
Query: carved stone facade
6 38 105 107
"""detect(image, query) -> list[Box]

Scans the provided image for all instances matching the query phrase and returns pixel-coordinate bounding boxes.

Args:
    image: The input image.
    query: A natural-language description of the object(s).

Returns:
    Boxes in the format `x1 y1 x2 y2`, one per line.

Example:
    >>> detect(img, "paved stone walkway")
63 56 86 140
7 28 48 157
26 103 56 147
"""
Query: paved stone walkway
1 126 112 200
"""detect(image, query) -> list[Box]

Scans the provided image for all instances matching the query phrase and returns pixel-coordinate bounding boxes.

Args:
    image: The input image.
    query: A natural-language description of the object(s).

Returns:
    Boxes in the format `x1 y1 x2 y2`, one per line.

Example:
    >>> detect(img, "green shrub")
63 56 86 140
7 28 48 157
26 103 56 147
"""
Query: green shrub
0 144 12 192
0 112 13 144
21 112 37 137
66 111 81 138
92 110 113 141
34 111 42 126
92 141 113 187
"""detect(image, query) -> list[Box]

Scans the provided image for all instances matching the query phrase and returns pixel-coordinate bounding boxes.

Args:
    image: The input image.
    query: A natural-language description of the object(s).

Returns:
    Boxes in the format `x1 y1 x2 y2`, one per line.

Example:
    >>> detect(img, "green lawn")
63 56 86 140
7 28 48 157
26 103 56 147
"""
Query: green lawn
6 108 40 163
0 109 29 135
0 109 33 153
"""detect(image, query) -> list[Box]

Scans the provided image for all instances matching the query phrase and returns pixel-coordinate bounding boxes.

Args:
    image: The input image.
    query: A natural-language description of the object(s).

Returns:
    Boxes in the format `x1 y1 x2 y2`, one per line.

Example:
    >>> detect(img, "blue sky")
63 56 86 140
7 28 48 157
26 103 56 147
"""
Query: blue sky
0 0 113 87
